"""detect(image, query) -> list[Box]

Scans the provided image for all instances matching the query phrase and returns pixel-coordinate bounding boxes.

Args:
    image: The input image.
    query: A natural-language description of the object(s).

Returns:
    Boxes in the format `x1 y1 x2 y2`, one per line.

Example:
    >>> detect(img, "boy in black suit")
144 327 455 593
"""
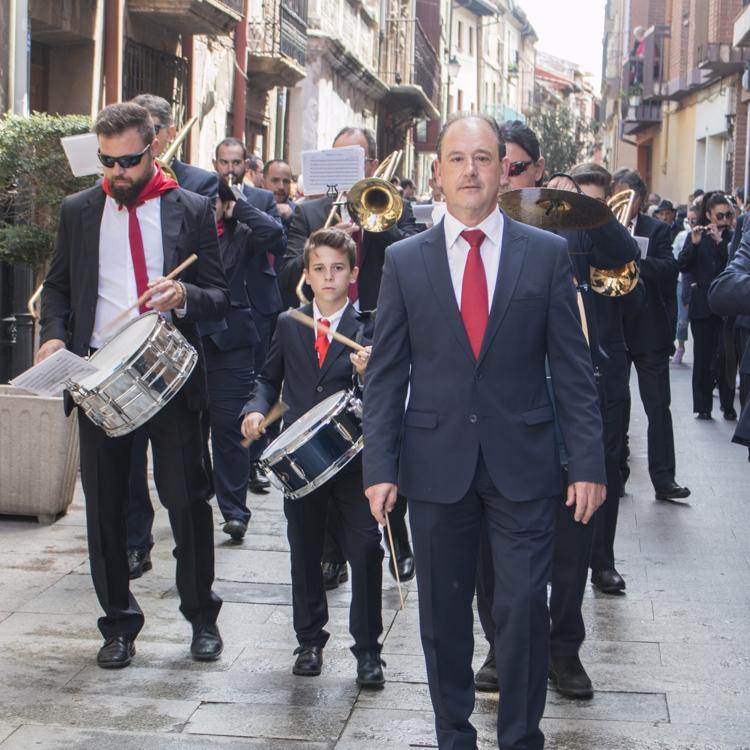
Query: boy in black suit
240 229 385 687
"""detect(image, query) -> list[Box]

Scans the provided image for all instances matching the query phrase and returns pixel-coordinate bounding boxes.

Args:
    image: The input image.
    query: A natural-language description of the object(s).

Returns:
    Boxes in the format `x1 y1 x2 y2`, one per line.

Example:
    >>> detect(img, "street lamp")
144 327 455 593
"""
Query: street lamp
448 55 461 81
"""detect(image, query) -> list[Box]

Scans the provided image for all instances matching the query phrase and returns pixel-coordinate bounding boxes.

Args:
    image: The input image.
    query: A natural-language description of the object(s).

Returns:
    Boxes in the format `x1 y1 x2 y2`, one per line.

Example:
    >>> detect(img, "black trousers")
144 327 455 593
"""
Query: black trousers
126 426 154 550
249 311 280 465
411 452 554 750
323 492 409 563
630 348 677 488
79 393 222 639
690 316 734 414
591 394 628 572
201 341 254 524
284 467 383 654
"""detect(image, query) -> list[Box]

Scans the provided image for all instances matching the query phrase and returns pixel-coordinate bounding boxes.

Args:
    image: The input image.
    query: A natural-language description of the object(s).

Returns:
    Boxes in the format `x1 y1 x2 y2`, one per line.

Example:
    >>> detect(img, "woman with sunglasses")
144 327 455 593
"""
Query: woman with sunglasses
678 192 737 420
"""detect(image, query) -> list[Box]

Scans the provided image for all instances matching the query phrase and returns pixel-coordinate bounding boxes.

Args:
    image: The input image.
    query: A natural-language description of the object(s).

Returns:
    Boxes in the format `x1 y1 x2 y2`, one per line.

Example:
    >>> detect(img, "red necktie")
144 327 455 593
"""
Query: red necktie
101 162 179 313
314 318 331 367
348 230 363 303
460 229 488 358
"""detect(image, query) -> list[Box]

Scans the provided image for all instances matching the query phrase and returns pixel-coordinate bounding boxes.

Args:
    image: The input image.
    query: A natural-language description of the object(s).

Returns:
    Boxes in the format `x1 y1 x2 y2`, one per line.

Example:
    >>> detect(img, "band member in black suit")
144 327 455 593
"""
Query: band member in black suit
473 131 639 701
280 126 421 587
615 171 690 502
709 226 750 448
264 159 297 231
678 192 736 419
36 103 228 668
727 213 750 411
241 229 385 687
125 94 221 579
213 137 286 492
363 113 606 750
198 180 285 541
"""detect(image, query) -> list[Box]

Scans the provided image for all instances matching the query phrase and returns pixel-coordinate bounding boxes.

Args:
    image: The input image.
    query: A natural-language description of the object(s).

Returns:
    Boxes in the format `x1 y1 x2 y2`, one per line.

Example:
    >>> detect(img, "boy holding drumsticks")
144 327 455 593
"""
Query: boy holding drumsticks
240 228 385 687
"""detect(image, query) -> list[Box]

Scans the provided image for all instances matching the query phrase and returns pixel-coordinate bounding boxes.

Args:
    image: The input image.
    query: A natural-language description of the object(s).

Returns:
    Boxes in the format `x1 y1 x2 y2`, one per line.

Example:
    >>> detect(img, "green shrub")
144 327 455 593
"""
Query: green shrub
0 112 97 281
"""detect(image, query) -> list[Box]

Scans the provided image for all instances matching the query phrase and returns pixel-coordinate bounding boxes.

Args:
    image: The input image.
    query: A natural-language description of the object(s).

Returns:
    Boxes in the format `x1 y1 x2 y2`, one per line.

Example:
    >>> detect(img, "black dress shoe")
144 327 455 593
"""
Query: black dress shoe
474 647 498 692
388 537 416 582
321 561 348 590
293 644 323 676
191 623 223 661
724 408 738 421
127 546 152 580
696 412 712 420
591 568 626 594
654 481 691 502
249 463 270 493
356 650 386 688
97 636 135 669
223 519 248 541
548 653 593 699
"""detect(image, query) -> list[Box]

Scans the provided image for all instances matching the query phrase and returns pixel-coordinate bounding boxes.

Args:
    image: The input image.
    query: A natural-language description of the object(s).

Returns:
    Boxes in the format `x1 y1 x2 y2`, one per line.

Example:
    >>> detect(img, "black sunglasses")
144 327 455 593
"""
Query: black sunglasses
714 211 733 221
508 159 533 177
97 143 151 169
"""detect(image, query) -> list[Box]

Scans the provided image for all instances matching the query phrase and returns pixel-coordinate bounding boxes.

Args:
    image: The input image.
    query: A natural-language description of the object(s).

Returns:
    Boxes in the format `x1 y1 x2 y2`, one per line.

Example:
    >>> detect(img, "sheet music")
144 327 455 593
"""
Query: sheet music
300 146 364 196
10 348 100 397
61 132 102 177
634 235 650 258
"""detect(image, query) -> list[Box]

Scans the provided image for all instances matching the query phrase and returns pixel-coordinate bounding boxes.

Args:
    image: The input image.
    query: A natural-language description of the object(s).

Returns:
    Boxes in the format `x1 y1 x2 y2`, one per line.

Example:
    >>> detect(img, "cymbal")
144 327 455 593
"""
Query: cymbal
498 188 614 230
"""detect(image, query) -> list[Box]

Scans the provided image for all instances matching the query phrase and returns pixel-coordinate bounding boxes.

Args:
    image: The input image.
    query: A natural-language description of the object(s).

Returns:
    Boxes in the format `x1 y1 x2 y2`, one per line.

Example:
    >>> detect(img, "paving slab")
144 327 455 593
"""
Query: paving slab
0 725 330 749
0 724 19 744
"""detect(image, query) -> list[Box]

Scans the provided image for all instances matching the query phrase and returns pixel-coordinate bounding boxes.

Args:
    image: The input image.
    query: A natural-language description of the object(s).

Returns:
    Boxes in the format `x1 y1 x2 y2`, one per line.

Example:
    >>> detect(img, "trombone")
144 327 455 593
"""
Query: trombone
589 188 640 297
295 149 405 304
27 115 200 320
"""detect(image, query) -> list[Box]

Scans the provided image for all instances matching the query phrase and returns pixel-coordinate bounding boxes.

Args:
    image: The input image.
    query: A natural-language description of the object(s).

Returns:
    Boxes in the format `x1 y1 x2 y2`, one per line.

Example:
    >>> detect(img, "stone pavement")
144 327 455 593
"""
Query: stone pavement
0 352 749 749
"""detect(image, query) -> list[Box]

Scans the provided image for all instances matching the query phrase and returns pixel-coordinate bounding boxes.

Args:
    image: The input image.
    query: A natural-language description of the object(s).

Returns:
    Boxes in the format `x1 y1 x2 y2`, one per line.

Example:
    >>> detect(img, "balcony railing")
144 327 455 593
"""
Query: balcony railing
696 42 750 76
622 100 662 135
247 0 308 87
381 18 440 109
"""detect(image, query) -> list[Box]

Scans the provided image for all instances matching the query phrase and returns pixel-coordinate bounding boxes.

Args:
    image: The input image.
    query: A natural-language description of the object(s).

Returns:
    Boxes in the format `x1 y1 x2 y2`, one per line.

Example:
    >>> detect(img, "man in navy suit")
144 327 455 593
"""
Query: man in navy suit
363 113 606 750
214 138 286 491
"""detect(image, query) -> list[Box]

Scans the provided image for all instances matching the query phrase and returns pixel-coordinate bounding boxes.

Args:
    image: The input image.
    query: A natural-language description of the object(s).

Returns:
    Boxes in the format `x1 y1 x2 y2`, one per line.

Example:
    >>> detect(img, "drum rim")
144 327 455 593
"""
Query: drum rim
260 390 359 463
262 438 363 500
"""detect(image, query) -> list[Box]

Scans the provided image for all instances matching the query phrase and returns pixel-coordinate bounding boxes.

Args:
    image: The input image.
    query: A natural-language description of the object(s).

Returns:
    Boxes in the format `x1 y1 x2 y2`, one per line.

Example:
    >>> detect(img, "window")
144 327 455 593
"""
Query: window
469 26 474 56
457 89 464 110
457 20 463 52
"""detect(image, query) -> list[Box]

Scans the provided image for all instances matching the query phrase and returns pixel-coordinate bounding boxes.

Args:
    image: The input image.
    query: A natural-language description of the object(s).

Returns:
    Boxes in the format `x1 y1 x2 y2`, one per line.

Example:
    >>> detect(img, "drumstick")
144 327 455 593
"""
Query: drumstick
384 513 405 610
105 253 198 333
240 400 289 448
287 308 367 353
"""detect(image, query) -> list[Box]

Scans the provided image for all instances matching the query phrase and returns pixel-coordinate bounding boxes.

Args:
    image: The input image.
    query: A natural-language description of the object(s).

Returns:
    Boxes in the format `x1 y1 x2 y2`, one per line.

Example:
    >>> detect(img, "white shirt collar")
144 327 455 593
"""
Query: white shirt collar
313 299 349 326
443 207 503 249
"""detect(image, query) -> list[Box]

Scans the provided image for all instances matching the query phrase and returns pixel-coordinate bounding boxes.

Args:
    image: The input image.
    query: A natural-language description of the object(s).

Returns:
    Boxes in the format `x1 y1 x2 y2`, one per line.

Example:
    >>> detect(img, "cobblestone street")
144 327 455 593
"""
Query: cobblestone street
0 353 749 749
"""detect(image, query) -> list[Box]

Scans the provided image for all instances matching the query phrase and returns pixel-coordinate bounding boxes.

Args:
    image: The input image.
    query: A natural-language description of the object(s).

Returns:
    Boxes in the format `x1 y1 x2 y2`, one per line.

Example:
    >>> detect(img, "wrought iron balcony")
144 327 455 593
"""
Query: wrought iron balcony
622 100 662 135
380 18 440 122
126 0 242 35
247 0 308 88
697 42 750 77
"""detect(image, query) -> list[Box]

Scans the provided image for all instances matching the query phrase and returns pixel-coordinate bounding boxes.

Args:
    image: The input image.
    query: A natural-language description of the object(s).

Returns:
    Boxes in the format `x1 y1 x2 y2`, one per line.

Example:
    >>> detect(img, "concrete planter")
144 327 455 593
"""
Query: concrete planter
0 386 79 523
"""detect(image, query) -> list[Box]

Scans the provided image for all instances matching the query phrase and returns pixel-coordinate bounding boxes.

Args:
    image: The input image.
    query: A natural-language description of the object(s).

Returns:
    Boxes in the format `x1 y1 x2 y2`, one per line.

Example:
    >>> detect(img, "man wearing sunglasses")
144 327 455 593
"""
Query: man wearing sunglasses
678 192 737 420
36 102 229 670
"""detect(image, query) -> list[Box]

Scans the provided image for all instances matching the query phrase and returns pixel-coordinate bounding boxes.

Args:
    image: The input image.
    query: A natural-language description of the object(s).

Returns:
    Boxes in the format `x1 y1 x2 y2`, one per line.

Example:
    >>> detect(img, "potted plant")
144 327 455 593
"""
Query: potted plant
0 113 96 522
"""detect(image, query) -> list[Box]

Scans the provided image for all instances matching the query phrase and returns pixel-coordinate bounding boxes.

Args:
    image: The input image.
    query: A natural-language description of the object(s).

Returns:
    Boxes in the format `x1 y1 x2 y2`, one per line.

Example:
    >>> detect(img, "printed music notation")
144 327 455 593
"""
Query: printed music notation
10 349 100 397
300 146 365 196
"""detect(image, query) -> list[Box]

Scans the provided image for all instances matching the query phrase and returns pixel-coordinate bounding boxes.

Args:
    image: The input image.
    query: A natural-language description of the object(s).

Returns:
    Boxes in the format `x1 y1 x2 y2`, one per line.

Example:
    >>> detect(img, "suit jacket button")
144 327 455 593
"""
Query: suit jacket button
469 414 478 424
316 385 323 393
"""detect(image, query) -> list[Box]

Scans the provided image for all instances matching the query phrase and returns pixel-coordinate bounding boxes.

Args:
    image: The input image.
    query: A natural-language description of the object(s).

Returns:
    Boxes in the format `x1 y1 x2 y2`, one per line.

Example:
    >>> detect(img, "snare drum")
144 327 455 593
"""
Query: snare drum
65 312 197 438
259 390 363 499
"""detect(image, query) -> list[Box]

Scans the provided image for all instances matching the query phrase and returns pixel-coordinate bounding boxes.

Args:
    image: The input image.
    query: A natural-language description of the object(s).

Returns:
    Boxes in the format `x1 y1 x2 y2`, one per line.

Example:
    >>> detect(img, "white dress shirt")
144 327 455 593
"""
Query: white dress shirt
443 207 504 310
312 299 349 340
90 195 165 348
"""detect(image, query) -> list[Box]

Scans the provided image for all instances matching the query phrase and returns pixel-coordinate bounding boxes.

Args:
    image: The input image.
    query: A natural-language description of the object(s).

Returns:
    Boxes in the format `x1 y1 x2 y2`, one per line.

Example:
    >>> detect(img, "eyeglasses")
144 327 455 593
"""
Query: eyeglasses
97 144 151 169
714 211 733 221
508 160 533 177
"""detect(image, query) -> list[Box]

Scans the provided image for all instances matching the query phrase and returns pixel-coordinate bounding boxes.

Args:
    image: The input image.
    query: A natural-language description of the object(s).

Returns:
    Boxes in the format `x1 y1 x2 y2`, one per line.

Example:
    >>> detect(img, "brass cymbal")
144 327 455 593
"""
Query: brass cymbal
498 188 614 230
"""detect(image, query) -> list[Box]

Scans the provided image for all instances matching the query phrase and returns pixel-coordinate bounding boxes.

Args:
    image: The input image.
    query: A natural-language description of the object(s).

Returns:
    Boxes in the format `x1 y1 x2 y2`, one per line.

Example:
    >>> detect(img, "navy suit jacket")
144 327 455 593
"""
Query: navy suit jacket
362 215 605 504
241 302 372 429
623 212 679 355
199 201 285 351
171 159 219 200
40 185 230 414
708 237 750 446
241 183 286 316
